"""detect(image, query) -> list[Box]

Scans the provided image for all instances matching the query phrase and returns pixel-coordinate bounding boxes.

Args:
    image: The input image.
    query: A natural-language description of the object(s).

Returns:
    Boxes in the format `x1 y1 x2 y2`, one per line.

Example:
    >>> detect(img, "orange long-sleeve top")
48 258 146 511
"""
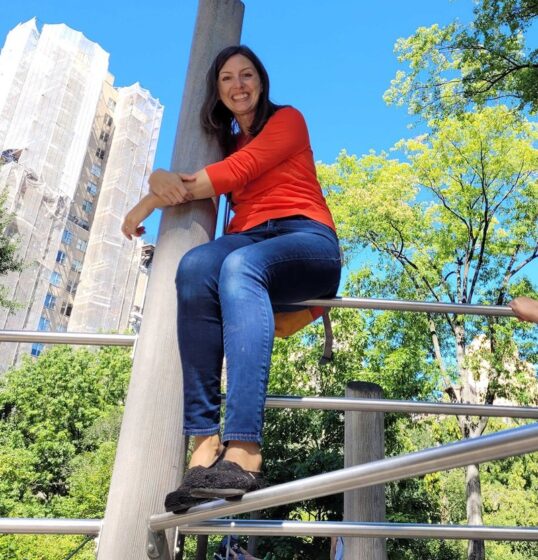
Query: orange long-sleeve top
205 106 336 234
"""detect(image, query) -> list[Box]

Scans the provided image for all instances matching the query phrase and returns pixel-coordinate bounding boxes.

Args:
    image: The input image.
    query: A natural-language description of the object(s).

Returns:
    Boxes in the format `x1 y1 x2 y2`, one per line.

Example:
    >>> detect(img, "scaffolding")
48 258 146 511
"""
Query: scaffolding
68 84 163 334
0 20 109 372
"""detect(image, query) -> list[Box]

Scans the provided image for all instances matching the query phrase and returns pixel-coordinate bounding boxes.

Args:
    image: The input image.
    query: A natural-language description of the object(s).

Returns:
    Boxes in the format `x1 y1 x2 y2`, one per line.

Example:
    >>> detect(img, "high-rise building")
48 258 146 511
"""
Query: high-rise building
0 19 163 372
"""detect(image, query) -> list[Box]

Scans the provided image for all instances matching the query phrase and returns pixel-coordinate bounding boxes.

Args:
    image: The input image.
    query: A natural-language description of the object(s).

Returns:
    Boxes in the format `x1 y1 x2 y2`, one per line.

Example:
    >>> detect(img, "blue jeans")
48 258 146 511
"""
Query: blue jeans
176 217 341 444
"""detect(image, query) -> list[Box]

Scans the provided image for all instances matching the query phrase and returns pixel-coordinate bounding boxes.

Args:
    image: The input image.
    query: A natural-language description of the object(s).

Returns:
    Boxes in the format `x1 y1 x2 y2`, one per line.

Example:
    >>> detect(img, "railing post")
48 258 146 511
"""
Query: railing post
344 381 386 560
96 2 244 558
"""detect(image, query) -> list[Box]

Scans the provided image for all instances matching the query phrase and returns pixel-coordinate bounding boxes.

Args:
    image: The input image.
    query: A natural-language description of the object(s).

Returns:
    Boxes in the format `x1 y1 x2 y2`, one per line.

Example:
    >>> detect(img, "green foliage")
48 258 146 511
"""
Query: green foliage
0 345 131 560
0 186 23 311
384 0 538 119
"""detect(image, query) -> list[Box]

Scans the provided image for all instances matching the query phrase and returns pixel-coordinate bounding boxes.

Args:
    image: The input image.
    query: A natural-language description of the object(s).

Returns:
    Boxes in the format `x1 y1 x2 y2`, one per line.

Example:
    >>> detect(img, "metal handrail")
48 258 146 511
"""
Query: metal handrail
0 296 515 348
0 518 102 535
177 519 538 541
0 295 524 546
296 297 515 317
149 422 538 531
0 330 136 345
264 396 538 419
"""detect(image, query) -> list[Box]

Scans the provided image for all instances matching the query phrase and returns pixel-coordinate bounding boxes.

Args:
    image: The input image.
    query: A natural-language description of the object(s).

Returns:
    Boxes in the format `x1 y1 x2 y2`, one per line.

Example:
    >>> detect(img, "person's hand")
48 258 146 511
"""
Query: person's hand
509 296 538 324
149 169 193 206
121 203 150 240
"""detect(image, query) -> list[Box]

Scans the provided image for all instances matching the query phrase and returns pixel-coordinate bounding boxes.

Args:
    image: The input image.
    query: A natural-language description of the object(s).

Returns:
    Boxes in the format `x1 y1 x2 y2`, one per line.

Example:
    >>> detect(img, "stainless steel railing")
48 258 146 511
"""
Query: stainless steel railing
148 422 538 532
0 296 533 551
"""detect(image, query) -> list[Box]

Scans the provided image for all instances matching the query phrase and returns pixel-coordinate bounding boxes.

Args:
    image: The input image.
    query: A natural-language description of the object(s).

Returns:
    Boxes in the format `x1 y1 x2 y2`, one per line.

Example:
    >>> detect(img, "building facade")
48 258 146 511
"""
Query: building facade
0 19 162 372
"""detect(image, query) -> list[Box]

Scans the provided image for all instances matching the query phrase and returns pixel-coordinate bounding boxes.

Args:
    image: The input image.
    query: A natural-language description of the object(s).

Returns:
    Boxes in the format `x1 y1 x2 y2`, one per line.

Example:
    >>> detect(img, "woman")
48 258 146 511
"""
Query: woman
122 45 341 511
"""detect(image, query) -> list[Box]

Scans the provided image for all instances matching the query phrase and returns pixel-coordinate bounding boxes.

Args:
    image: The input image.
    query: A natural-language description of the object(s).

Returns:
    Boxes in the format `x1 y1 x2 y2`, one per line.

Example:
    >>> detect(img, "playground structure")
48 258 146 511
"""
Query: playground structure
0 1 537 559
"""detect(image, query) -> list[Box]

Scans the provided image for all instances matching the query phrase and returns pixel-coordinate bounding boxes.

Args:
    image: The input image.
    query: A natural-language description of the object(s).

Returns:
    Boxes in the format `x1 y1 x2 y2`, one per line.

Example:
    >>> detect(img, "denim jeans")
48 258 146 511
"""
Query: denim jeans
176 217 341 444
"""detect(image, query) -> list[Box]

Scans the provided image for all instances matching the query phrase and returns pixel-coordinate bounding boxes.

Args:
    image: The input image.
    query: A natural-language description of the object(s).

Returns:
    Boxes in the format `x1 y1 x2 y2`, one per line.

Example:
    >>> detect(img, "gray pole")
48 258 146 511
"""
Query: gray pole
344 382 386 560
96 2 244 558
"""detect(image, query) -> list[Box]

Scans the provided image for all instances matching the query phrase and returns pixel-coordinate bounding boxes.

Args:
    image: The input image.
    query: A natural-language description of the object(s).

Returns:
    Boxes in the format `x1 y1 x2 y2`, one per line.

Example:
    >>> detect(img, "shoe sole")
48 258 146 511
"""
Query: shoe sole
190 487 247 499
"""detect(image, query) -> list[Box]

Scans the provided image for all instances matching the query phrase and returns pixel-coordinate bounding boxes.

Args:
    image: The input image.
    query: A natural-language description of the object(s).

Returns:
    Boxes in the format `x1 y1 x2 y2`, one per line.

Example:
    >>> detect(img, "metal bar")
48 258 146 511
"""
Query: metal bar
178 520 538 541
0 518 102 535
149 422 538 531
294 297 515 317
0 330 136 346
264 396 538 419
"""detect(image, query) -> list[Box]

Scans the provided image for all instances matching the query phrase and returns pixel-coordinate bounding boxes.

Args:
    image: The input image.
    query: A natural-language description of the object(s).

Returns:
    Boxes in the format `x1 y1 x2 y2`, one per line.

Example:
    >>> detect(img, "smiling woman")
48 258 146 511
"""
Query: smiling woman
121 45 341 513
215 54 262 132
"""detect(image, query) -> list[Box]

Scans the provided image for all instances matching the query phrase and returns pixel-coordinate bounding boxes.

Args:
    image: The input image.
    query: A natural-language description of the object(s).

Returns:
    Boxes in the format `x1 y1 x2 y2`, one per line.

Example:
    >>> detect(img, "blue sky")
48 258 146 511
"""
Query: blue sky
1 0 480 242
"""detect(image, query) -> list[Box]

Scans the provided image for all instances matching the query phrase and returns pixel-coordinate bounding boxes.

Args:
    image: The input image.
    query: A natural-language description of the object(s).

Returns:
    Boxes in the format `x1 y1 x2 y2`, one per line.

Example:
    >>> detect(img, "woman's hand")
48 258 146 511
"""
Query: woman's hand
121 200 151 240
149 169 193 206
509 296 538 324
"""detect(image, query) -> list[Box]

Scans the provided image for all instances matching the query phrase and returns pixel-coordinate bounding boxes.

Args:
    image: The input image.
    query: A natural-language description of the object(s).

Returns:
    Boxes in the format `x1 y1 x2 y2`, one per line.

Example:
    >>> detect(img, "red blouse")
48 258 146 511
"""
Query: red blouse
205 107 335 233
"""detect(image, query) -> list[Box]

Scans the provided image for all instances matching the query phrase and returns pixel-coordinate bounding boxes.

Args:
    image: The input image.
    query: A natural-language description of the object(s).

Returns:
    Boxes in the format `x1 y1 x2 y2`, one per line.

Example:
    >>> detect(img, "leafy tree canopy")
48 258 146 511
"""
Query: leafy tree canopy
384 0 538 118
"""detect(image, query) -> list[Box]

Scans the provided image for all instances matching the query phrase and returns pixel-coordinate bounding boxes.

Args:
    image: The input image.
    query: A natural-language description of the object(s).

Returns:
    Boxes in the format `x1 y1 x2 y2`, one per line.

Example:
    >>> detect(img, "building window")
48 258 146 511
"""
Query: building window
96 148 105 160
38 316 51 331
71 259 83 273
62 229 73 245
82 200 93 214
76 238 88 252
56 250 66 264
68 214 90 231
99 131 110 142
60 302 73 317
87 182 98 196
107 99 116 111
105 115 113 126
44 293 56 310
66 280 78 295
31 343 44 357
91 163 101 177
50 271 62 287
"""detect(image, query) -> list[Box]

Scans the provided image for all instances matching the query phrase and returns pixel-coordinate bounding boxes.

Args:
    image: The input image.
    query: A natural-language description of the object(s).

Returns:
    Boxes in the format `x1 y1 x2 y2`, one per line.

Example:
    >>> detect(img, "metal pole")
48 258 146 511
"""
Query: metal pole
177 520 538 541
0 518 102 535
0 330 136 345
149 422 538 531
295 297 515 317
97 2 244 559
344 382 386 560
264 396 538 419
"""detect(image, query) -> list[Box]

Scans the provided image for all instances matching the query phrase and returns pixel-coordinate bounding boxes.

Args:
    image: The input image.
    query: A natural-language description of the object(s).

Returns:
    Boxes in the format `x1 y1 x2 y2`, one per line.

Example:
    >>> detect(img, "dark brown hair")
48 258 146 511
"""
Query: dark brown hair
200 45 282 155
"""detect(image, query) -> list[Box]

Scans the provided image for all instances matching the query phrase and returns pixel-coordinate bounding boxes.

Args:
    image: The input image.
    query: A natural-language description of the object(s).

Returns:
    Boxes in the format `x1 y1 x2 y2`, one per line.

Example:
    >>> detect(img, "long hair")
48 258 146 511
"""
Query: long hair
200 45 282 155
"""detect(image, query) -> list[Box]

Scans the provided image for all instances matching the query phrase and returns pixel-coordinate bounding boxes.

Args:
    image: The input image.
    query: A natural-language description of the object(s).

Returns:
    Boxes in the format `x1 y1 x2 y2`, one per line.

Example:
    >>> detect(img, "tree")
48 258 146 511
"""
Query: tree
0 185 23 311
318 105 538 560
384 0 538 119
0 345 131 560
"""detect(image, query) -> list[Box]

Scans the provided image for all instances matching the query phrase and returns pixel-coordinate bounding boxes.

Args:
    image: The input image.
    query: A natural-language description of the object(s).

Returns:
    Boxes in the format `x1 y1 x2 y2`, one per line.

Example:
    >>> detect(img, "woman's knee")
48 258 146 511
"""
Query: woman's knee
219 250 260 293
176 245 220 300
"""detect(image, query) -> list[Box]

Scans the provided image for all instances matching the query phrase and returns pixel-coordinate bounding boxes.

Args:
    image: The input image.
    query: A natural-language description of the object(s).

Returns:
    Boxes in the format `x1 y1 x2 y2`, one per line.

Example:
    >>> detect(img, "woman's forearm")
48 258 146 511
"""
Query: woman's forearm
181 169 216 200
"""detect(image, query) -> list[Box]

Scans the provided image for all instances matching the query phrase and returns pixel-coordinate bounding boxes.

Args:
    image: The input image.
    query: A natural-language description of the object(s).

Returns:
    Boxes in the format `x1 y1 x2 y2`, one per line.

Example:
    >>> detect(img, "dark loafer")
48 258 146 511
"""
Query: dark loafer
164 466 211 513
190 460 266 499
164 449 225 513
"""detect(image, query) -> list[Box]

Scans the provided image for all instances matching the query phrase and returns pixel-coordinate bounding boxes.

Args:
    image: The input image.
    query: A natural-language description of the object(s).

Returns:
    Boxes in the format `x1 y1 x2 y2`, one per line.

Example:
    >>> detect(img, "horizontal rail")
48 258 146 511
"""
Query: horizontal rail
0 518 102 535
0 297 513 347
149 422 538 531
0 330 136 346
264 396 538 419
296 297 515 317
178 520 538 541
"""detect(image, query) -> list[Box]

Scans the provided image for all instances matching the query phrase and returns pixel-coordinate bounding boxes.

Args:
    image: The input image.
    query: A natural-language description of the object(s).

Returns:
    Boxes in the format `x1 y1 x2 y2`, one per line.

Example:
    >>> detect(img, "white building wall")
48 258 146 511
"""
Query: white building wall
0 19 39 146
0 21 109 372
69 84 163 333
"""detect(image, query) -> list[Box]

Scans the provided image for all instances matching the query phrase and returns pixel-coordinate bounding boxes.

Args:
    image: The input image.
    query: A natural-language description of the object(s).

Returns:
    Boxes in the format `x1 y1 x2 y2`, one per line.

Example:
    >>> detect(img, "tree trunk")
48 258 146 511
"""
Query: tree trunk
466 462 485 560
454 323 486 560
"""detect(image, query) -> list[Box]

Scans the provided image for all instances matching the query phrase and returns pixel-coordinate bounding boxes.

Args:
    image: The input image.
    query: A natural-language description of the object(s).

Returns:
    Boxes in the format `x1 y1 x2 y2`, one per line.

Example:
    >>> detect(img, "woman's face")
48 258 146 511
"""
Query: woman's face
217 54 262 128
